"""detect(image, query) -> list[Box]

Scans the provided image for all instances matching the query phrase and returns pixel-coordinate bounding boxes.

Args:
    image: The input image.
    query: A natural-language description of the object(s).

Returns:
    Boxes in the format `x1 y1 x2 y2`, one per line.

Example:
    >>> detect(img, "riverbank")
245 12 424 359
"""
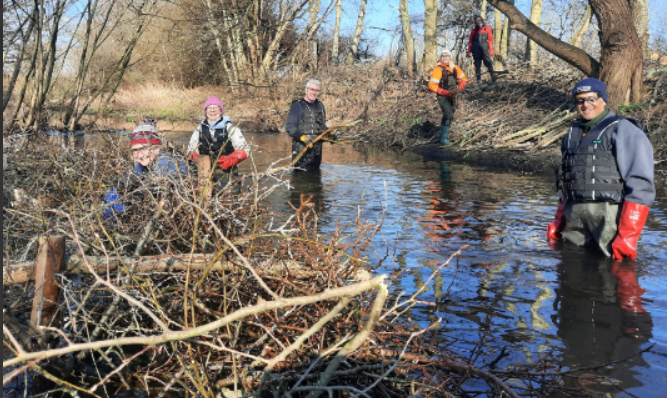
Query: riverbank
77 60 665 175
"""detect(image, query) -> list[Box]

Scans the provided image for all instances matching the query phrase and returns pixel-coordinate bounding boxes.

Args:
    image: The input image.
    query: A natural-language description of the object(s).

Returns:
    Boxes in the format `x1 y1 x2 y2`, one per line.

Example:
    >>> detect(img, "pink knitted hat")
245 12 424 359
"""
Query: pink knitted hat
204 96 224 114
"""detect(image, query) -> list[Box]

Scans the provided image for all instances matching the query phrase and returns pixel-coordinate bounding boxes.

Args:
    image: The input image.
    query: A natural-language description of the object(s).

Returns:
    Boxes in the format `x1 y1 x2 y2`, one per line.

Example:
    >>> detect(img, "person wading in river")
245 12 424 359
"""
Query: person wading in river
547 78 655 260
428 51 467 146
466 15 496 83
186 96 250 189
285 79 329 171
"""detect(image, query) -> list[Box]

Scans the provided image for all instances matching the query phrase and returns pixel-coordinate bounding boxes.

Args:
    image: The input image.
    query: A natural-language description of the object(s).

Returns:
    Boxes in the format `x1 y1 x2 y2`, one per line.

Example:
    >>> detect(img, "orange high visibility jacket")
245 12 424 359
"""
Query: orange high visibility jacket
428 61 468 95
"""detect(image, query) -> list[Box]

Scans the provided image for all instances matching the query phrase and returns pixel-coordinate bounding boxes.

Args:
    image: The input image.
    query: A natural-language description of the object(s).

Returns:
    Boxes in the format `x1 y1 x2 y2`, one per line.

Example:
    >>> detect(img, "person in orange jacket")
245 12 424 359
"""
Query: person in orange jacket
466 15 496 83
428 51 467 145
547 78 655 260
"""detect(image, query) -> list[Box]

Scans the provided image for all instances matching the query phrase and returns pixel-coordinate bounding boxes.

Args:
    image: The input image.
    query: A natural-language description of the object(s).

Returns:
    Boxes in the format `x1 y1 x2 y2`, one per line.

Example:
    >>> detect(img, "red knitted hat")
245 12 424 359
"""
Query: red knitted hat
130 123 161 146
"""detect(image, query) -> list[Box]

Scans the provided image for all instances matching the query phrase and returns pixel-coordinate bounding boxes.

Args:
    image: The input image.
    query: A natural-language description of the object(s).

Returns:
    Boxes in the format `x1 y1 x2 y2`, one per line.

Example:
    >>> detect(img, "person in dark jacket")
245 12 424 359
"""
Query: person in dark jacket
285 79 328 171
547 78 655 260
466 15 496 83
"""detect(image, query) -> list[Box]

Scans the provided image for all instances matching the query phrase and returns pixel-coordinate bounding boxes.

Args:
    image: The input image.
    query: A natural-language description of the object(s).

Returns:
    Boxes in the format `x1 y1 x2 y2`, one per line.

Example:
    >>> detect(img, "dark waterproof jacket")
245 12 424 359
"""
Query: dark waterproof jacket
198 117 235 157
286 99 327 171
559 111 655 206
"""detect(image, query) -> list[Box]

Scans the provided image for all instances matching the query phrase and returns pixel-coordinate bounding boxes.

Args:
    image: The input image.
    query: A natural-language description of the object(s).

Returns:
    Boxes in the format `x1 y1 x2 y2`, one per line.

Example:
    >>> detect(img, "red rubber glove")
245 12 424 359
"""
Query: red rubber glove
190 152 199 162
612 201 649 261
611 263 647 313
216 149 248 170
436 88 454 98
490 50 495 57
546 198 567 240
466 51 471 58
457 80 466 91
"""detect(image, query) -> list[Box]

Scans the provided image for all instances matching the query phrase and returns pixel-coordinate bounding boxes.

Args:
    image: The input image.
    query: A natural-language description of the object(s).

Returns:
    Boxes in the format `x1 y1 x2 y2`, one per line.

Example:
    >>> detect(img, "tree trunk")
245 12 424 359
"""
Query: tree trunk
499 0 514 67
260 0 309 75
399 0 415 76
493 8 504 70
589 0 643 106
524 0 543 69
2 8 36 113
346 0 367 65
331 0 342 65
308 0 320 70
572 5 592 48
422 0 438 71
480 0 488 17
487 0 641 106
628 0 649 59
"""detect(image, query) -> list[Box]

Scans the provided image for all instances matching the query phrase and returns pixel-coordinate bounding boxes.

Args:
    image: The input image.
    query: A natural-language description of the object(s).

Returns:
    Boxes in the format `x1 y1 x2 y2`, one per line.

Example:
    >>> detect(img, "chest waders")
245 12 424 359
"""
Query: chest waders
292 99 325 171
559 117 624 257
471 27 495 82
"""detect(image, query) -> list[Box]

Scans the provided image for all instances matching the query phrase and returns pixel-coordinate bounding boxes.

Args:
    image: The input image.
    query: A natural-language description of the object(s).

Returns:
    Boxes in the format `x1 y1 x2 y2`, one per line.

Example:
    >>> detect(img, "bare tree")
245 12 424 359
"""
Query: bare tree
629 0 649 59
331 0 343 65
347 0 368 64
308 0 321 70
525 0 543 69
2 1 36 114
422 0 438 71
493 6 503 70
571 4 592 48
487 0 643 107
498 0 515 68
399 0 416 76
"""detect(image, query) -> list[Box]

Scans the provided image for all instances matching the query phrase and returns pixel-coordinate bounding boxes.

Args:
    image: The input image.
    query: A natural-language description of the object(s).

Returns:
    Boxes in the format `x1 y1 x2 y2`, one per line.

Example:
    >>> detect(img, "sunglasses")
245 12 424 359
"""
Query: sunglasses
574 97 599 105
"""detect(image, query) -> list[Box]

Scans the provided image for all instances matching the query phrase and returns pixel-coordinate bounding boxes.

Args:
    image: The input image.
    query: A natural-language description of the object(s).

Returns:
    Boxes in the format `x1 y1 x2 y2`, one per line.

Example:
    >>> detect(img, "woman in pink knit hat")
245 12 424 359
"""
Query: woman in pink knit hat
186 96 250 188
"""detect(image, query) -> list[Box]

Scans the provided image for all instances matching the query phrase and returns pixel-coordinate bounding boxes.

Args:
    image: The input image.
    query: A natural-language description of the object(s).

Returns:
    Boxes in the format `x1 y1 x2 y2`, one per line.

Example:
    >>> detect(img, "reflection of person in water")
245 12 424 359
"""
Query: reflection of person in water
421 162 495 252
289 169 325 215
555 250 652 394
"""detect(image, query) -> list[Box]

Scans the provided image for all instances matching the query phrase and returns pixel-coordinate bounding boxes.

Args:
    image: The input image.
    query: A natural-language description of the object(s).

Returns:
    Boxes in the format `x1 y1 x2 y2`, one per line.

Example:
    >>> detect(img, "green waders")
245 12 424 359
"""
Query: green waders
437 96 455 145
562 201 620 257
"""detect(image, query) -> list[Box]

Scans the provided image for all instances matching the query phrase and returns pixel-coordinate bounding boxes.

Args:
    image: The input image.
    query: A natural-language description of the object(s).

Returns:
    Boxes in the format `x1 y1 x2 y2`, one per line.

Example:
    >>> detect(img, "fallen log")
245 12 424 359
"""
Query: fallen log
3 255 319 284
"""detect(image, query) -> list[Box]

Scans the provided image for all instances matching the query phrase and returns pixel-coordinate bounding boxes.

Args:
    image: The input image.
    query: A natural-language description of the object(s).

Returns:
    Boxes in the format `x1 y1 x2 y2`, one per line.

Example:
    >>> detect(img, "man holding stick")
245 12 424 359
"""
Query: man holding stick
285 79 331 171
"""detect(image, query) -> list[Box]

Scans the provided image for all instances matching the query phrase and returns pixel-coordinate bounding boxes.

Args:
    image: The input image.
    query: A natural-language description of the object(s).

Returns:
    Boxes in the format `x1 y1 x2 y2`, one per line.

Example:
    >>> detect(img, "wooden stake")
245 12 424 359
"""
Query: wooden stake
197 154 213 198
30 236 66 327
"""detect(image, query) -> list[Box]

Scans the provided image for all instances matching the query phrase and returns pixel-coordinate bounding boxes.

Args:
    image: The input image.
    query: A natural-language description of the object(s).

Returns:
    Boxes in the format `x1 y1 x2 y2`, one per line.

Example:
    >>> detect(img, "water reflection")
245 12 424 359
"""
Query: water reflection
419 162 499 257
555 248 653 394
289 170 325 212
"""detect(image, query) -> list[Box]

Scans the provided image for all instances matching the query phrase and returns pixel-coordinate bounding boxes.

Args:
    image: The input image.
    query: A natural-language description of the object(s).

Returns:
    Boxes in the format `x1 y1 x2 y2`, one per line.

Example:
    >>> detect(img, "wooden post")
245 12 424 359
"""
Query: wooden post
30 236 66 327
198 154 213 198
75 132 85 148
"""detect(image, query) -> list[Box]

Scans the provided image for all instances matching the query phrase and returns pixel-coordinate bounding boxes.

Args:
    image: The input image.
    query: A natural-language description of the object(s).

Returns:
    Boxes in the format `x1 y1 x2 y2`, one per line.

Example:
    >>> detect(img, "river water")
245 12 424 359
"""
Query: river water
187 131 667 396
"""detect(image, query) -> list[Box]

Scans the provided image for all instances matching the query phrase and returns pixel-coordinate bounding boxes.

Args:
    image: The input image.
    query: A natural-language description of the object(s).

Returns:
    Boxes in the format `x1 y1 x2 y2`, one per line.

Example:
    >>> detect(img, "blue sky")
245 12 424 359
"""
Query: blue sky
316 0 667 57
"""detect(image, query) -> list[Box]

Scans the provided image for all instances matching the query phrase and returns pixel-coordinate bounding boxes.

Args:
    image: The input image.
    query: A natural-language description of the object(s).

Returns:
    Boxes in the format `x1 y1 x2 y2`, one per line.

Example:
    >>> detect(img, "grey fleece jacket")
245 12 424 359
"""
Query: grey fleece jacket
561 110 655 207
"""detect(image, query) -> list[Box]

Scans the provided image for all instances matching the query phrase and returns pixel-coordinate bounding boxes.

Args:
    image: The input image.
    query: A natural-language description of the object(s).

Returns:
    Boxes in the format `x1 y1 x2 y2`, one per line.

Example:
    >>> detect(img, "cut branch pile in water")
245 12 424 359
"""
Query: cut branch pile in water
5 136 600 397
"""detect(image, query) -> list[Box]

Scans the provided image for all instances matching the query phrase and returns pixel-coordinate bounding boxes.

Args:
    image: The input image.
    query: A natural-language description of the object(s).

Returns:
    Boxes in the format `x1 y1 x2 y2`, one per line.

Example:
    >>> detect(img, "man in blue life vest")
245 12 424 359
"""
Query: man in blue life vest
547 78 655 260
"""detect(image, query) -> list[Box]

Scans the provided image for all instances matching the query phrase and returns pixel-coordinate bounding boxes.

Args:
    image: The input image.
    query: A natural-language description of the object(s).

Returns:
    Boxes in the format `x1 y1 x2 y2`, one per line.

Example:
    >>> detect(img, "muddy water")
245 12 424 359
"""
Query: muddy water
171 131 667 396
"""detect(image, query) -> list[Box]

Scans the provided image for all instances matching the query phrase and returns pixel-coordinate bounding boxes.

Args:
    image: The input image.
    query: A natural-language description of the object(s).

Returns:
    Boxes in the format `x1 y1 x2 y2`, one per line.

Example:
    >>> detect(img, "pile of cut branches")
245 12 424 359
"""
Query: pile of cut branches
4 137 594 397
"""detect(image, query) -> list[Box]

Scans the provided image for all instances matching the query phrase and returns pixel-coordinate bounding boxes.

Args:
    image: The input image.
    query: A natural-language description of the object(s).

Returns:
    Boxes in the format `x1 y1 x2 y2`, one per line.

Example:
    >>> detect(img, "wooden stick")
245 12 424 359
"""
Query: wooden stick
30 236 66 327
